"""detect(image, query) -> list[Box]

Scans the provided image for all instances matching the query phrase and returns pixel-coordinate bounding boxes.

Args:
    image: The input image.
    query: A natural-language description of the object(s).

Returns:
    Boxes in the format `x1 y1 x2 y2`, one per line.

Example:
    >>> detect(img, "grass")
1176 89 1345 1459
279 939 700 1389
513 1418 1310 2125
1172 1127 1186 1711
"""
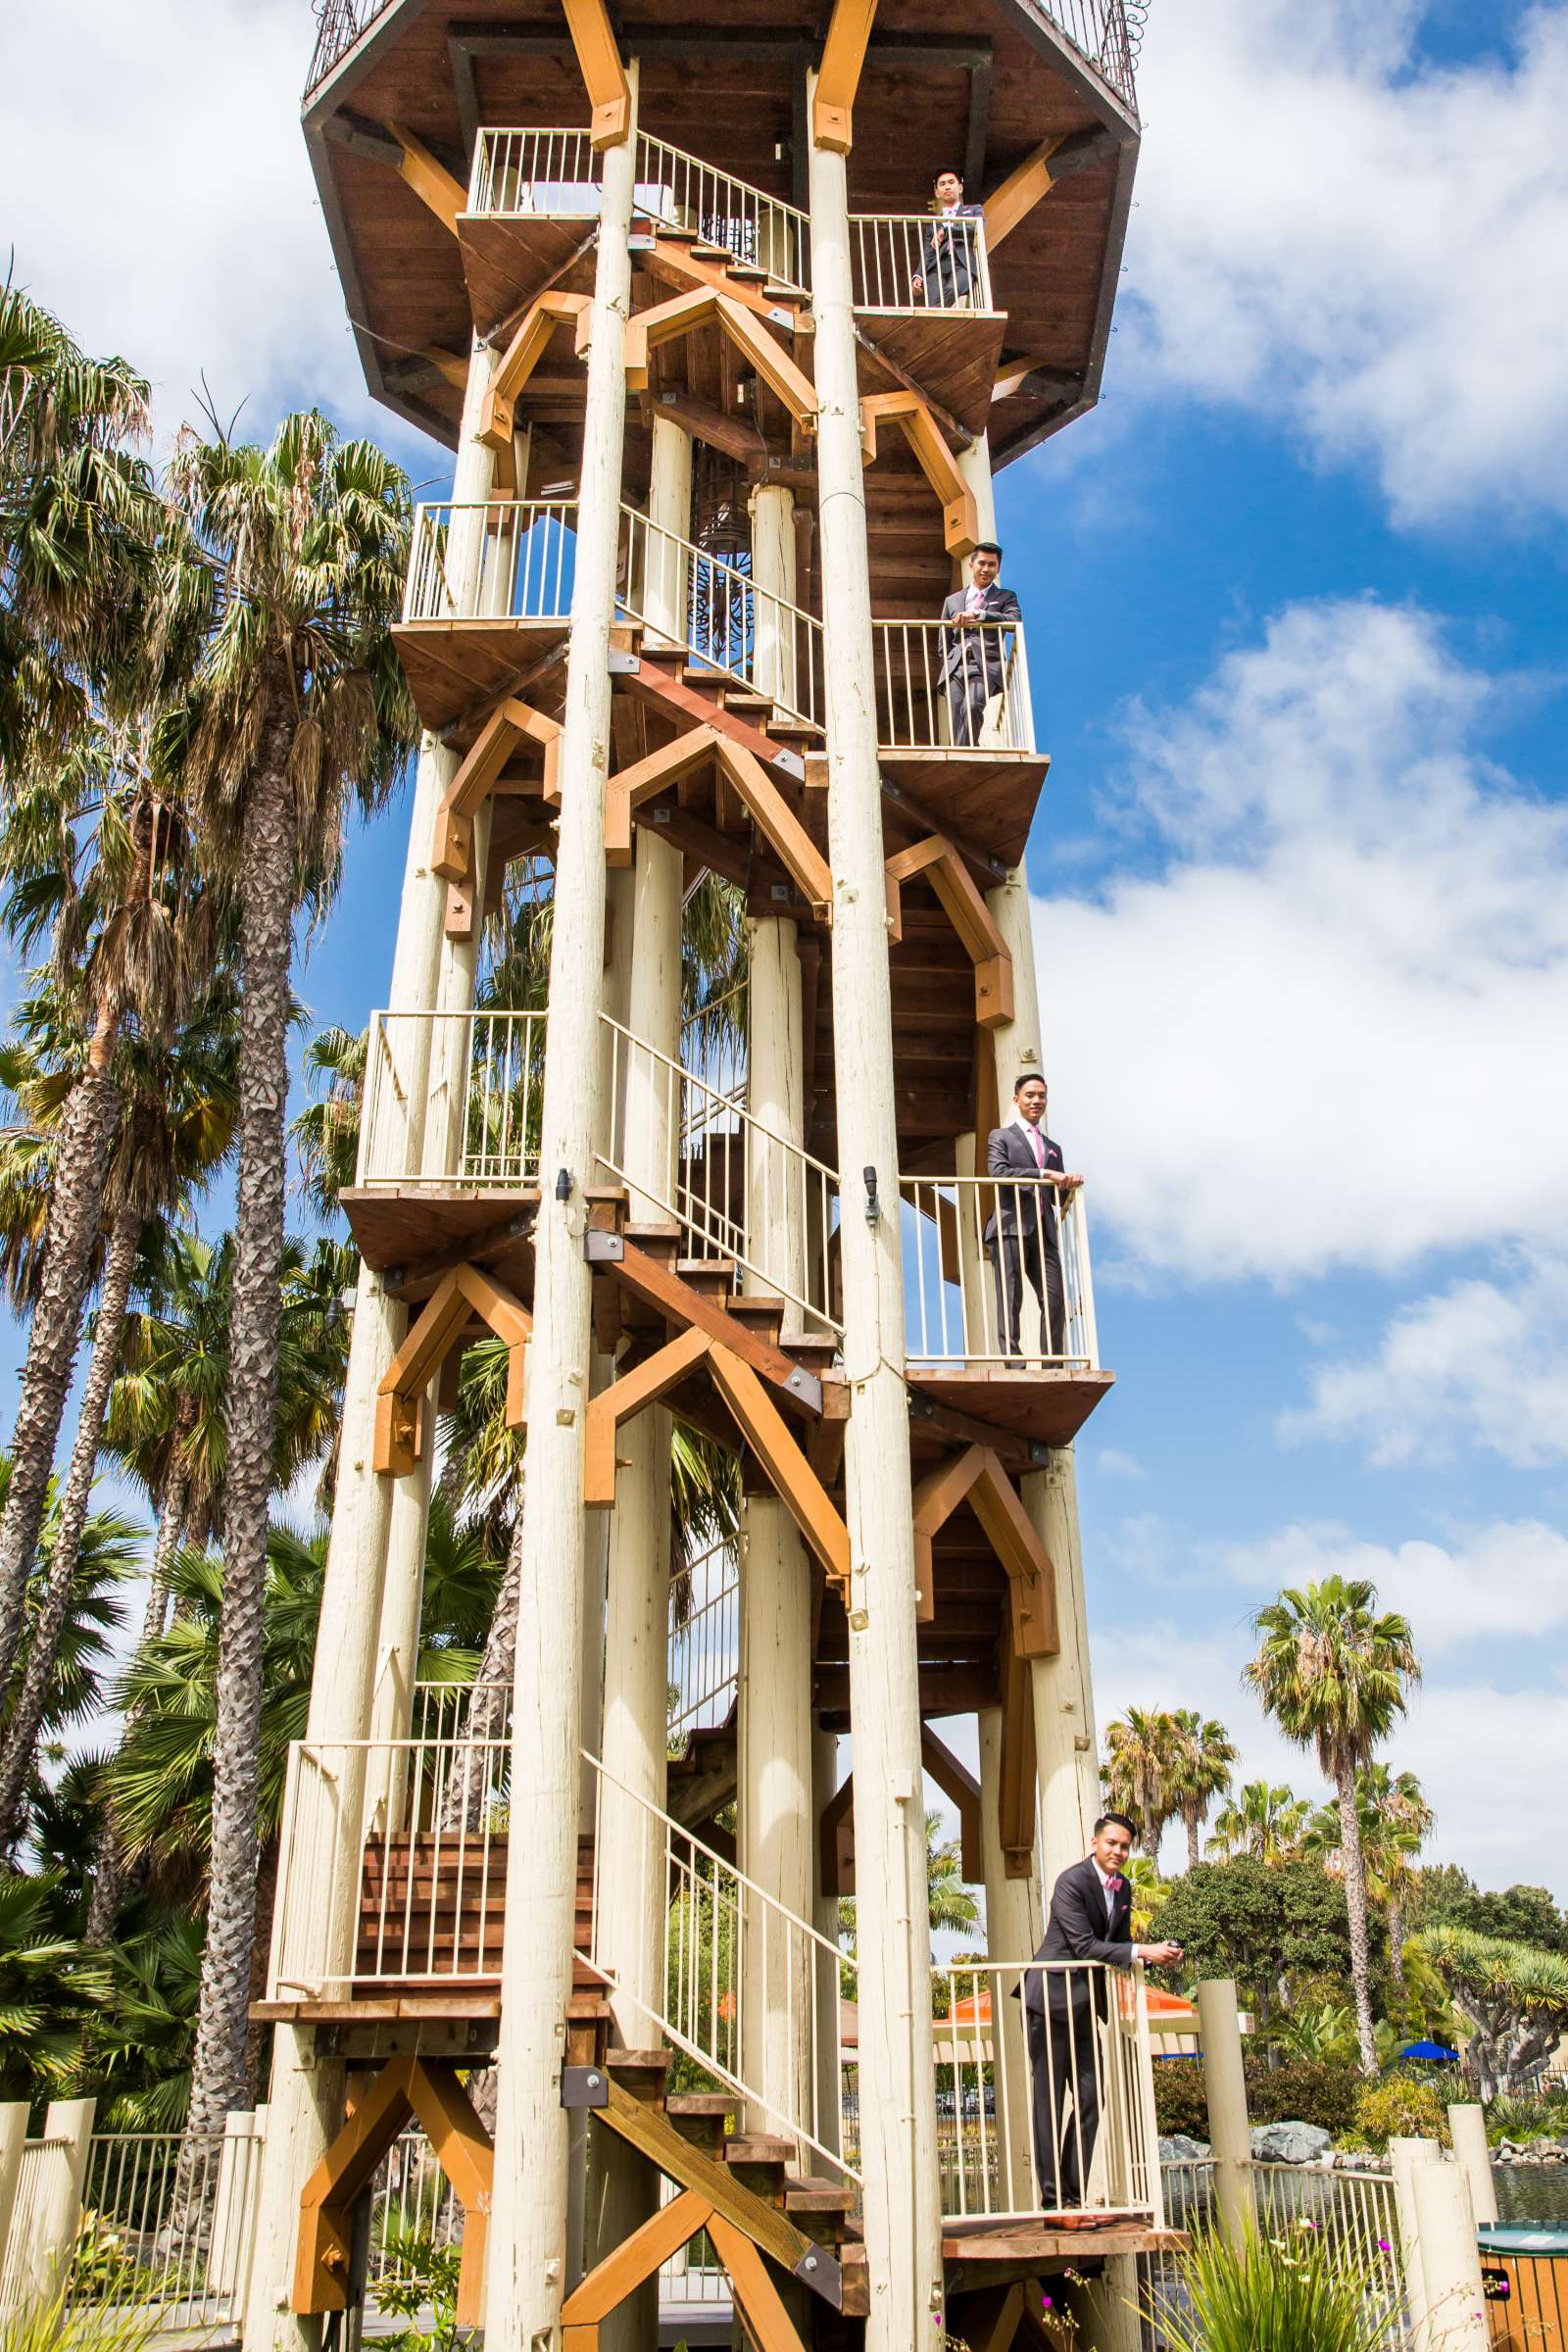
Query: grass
1146 2222 1408 2352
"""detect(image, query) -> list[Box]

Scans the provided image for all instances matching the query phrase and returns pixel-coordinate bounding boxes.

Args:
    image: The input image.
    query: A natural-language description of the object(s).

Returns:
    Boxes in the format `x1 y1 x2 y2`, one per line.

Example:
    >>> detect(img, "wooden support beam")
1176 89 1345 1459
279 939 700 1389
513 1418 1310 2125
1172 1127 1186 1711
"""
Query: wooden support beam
859 390 978 556
642 236 805 328
592 2075 826 2289
812 0 880 155
641 387 769 468
624 291 817 434
562 0 632 147
604 725 727 865
819 1766 856 1897
584 1324 712 1505
910 1446 1057 1656
921 1724 983 1881
561 2188 714 2328
605 1240 824 1415
478 294 591 485
708 1343 850 1592
707 2214 812 2351
998 1642 1037 1876
885 833 1013 1029
982 137 1068 252
715 737 832 917
434 695 564 882
389 125 466 236
295 2060 493 2320
374 1265 532 1472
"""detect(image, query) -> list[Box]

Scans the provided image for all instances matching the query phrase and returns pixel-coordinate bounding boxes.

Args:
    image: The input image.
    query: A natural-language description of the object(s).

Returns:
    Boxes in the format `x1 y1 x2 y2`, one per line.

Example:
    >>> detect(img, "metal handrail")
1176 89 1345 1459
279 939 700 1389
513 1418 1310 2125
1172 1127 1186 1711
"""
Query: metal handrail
852 213 995 314
899 1175 1099 1368
403 501 577 625
618 506 824 730
872 617 1037 754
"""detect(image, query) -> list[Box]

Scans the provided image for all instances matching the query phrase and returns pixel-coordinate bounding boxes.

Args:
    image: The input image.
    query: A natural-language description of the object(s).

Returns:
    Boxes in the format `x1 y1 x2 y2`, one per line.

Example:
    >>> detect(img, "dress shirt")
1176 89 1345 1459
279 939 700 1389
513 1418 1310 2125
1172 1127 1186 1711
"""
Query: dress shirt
1094 1861 1118 1921
1008 1108 1048 1169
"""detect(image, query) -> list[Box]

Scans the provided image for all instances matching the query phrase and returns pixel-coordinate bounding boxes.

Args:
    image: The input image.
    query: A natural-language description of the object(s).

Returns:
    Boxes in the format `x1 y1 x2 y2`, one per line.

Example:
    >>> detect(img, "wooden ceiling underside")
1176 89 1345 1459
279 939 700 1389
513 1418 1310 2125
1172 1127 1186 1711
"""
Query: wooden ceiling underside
306 0 1138 458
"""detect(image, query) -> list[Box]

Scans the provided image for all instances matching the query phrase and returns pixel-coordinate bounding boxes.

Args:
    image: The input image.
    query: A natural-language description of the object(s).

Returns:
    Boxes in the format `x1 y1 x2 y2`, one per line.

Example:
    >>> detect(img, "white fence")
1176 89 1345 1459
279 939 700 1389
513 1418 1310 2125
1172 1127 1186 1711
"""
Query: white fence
403 500 577 624
900 1176 1100 1369
72 2126 266 2332
358 1007 548 1190
929 1962 1162 2226
617 506 824 728
852 214 994 313
872 616 1037 753
666 1539 740 1742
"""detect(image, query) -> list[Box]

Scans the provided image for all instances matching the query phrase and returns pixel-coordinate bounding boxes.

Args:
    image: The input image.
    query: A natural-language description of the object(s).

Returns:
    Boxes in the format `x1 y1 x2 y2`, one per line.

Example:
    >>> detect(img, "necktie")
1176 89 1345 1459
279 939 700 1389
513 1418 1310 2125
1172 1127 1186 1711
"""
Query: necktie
1029 1124 1044 1170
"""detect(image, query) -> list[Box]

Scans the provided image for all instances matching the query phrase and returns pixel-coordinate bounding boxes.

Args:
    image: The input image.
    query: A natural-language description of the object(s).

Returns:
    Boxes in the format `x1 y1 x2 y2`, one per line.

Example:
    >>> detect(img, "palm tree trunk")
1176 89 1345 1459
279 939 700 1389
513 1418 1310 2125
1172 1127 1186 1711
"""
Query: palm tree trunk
185 732 297 2140
439 1496 523 1834
0 1024 123 1695
83 1463 191 1947
1337 1756 1379 2074
1184 1803 1200 1872
1387 1891 1406 1992
0 1198 141 1848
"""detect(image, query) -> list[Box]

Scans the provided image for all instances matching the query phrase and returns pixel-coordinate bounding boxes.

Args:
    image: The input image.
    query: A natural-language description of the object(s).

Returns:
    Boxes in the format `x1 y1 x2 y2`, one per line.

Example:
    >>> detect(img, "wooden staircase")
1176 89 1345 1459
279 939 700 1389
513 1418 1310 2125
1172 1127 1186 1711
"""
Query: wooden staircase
356 1831 603 1998
562 2007 867 2323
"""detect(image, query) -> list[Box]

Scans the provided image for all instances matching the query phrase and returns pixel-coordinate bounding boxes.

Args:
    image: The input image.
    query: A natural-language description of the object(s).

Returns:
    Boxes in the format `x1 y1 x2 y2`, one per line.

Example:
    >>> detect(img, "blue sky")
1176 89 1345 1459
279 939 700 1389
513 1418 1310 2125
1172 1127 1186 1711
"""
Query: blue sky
4 0 1567 1893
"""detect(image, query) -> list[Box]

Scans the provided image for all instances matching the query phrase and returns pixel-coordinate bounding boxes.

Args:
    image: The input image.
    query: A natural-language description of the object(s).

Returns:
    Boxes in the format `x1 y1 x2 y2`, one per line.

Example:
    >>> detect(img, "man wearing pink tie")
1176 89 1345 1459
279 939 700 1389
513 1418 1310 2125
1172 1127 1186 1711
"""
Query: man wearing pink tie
983 1072 1082 1359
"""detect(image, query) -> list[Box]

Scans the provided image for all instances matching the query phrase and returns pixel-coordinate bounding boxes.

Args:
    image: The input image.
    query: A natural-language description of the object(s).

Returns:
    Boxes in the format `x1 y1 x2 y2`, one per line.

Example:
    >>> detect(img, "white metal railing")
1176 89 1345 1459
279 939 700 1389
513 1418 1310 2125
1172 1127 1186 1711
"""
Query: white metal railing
929 1961 1162 2226
900 1177 1099 1368
403 501 577 624
852 214 994 314
601 1013 841 1331
270 1735 513 1997
636 133 809 298
666 1540 740 1741
367 2128 464 2290
582 1750 857 2184
468 128 605 218
680 985 748 1116
617 506 824 731
657 2177 731 2313
1042 0 1140 111
357 1008 548 1190
71 2129 265 2328
872 617 1036 754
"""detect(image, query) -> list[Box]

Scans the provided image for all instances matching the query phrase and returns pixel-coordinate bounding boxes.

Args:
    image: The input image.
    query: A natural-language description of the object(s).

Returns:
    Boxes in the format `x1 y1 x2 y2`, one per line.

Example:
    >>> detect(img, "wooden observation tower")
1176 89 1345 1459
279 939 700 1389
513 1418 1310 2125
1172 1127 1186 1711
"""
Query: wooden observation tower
249 2 1163 2346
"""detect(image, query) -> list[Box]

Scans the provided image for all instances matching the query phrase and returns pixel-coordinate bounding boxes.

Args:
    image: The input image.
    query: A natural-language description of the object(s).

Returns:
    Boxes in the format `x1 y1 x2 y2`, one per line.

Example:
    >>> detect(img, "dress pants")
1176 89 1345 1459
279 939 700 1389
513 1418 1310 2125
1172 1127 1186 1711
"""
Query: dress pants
990 1219 1065 1357
921 244 975 308
1026 1987 1104 2208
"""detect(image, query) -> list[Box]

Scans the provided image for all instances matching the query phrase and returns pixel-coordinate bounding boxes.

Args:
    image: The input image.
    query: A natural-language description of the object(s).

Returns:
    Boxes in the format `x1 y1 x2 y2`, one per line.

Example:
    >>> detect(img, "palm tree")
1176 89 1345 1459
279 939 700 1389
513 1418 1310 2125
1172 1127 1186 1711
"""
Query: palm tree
1304 1763 1431 1991
1246 1576 1420 2074
1103 1707 1177 1856
293 1023 368 1223
1165 1710 1237 1870
0 726 214 1708
0 989 239 1847
161 411 416 2137
1207 1780 1311 1863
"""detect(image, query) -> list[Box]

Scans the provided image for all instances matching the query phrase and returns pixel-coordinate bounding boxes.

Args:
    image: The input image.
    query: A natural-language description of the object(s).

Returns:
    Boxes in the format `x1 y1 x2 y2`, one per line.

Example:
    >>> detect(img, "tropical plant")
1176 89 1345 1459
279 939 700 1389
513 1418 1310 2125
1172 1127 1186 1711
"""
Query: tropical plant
0 1868 106 2095
1348 2074 1450 2152
1416 1925 1568 2099
1304 1763 1431 1990
1246 1578 1420 2074
1103 1707 1177 1855
292 1022 367 1221
1165 1710 1237 1870
0 2267 162 2352
1207 1781 1311 1864
78 1916 204 2128
1124 1853 1168 1938
161 408 416 2136
1142 2222 1404 2352
1150 1859 1361 2033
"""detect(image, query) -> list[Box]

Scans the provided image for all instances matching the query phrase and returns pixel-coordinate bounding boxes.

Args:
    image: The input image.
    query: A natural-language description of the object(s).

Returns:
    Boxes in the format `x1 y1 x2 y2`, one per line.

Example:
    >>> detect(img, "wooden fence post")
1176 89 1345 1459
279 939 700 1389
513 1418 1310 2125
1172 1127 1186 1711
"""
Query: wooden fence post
1411 2155 1488 2351
33 2097 95 2299
0 2104 30 2317
1447 2104 1497 2228
1196 1979 1256 2248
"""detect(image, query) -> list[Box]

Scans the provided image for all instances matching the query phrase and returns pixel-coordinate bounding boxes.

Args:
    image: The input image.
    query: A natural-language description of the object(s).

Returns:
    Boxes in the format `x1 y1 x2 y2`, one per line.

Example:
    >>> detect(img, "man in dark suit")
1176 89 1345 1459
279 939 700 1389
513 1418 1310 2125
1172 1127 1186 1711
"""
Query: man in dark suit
1022 1813 1184 2210
983 1071 1079 1358
911 169 986 309
940 541 1022 748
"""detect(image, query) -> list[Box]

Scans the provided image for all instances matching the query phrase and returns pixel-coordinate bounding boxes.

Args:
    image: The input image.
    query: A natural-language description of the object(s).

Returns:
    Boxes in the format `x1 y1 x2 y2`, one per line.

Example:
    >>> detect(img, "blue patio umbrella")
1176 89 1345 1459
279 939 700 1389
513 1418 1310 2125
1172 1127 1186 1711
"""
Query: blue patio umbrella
1398 2037 1459 2062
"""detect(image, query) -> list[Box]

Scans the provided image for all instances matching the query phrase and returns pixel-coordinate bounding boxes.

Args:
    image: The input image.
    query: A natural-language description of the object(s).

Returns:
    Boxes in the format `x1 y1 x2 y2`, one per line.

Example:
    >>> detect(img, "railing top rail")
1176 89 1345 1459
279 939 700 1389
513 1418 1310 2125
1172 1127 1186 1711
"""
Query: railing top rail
599 1011 839 1183
637 130 808 223
295 1734 514 1756
584 1747 849 1969
412 497 578 521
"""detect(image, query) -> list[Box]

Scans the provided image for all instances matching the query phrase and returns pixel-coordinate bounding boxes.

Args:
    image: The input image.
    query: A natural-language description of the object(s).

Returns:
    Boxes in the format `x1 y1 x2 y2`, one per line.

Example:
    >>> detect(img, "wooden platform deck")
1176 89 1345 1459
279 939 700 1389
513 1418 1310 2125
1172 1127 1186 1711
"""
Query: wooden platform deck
907 1366 1114 1449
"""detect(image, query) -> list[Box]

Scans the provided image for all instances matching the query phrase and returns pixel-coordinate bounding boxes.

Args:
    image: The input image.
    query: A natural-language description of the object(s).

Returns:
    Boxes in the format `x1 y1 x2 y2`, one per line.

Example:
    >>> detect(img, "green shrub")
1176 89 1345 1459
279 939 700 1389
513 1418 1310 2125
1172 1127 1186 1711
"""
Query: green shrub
1142 2223 1404 2352
1154 2054 1364 2142
1350 2077 1451 2152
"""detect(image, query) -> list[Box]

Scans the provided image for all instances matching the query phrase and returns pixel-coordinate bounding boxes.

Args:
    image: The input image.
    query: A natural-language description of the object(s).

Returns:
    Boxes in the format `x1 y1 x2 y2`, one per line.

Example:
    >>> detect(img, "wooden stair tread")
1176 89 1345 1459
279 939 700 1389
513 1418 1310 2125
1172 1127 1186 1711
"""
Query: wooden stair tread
605 2046 671 2077
724 2134 793 2165
785 2177 855 2213
665 2092 737 2118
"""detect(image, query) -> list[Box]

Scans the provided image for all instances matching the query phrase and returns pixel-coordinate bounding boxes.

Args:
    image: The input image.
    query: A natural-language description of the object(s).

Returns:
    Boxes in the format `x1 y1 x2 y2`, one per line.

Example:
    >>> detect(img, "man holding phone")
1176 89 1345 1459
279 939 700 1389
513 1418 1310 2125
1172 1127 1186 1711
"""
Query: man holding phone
1021 1812 1185 2210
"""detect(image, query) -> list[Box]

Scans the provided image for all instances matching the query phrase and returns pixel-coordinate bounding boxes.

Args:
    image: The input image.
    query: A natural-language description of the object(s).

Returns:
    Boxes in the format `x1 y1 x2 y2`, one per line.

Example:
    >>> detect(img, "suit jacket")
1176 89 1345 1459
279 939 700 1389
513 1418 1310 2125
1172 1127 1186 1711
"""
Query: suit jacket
939 582 1021 688
920 199 985 285
983 1120 1064 1248
1022 1857 1135 2017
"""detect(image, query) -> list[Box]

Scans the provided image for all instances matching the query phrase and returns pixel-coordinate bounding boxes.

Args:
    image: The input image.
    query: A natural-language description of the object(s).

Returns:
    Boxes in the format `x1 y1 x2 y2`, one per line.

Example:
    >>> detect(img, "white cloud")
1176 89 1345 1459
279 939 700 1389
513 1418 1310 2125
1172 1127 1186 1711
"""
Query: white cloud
1090 1529 1568 1894
1037 597 1568 1283
1127 0 1568 524
1094 1446 1146 1480
1287 1251 1568 1464
1 0 374 442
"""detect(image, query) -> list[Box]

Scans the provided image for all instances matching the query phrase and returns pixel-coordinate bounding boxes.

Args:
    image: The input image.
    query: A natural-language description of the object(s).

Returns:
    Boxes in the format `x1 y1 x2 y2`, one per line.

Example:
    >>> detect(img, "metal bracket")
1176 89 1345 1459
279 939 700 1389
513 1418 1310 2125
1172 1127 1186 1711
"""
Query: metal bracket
784 1364 823 1415
560 2065 609 2110
792 2242 843 2309
584 1229 624 1264
608 650 641 676
770 747 807 782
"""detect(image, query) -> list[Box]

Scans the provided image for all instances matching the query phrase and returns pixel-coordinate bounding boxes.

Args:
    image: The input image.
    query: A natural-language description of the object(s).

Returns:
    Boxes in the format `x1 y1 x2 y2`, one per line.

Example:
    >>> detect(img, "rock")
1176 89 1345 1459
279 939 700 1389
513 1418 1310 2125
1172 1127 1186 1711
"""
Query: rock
1250 2122 1333 2165
1159 2133 1211 2163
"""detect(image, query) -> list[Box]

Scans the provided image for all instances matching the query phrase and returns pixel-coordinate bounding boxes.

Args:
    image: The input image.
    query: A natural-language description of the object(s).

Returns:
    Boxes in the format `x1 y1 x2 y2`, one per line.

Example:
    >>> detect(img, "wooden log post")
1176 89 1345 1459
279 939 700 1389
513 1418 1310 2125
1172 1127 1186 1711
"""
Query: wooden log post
1391 2136 1442 2346
245 338 503 2352
1448 2103 1497 2228
32 2097 94 2302
641 412 691 651
0 2102 29 2321
750 481 798 715
1195 1980 1255 2249
484 67 640 2352
1023 1446 1102 1878
1411 2156 1488 2352
812 1724 845 2161
808 79 947 2352
978 1705 1041 2212
739 1496 816 2150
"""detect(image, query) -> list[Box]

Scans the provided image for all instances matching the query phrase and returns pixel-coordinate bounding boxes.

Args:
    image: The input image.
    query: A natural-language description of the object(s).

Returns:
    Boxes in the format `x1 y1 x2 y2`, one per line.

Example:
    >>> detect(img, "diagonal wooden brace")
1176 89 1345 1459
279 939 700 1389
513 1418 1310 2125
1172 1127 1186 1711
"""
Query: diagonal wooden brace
886 832 1013 1028
624 290 816 430
859 389 978 556
433 695 563 883
374 1264 532 1473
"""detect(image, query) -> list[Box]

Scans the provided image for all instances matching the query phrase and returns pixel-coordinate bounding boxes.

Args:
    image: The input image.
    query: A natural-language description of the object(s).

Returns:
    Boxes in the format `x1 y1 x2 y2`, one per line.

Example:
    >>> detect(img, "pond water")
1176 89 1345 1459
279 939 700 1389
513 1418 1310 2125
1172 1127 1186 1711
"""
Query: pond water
1494 2166 1568 2228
